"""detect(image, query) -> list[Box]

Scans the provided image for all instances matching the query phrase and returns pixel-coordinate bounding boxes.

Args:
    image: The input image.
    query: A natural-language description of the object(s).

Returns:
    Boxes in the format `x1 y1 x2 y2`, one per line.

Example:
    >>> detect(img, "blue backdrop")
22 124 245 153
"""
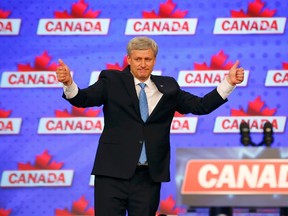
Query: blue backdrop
0 0 287 215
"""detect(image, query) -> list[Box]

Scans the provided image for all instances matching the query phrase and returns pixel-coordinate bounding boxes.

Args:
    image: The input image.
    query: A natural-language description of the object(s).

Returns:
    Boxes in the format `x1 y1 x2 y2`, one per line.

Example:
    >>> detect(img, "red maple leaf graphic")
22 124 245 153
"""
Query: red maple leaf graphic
54 0 100 18
143 0 187 18
231 96 277 116
157 195 185 215
194 50 234 70
17 51 58 71
106 56 128 70
0 209 12 216
174 111 184 117
0 9 11 18
0 109 12 118
55 196 94 216
231 0 276 18
18 150 64 170
282 62 288 70
55 107 101 117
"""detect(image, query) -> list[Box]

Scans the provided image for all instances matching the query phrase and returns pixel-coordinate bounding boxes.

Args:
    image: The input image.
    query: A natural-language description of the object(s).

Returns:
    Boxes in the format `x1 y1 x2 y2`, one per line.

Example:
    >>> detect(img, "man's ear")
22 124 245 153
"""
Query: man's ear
127 55 131 65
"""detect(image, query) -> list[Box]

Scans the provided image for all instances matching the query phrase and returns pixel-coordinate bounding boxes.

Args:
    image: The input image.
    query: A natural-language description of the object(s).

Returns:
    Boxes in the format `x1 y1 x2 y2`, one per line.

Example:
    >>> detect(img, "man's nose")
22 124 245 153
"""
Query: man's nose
140 59 146 67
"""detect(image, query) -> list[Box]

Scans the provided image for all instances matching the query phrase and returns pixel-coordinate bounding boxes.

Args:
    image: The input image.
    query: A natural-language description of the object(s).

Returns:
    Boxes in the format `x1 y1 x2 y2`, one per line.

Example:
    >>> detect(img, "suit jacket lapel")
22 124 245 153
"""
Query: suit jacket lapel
147 75 168 121
151 75 166 94
120 66 142 118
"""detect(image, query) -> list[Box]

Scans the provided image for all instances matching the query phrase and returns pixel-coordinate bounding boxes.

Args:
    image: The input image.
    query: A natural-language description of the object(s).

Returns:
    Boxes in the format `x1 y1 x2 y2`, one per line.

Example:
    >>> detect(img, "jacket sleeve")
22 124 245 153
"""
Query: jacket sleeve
62 70 109 108
176 86 227 115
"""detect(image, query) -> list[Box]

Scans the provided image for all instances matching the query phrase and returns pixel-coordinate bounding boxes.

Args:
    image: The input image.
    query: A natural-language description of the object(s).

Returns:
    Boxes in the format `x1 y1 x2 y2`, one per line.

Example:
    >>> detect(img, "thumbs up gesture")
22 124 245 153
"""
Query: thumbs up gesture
226 60 245 86
56 59 73 86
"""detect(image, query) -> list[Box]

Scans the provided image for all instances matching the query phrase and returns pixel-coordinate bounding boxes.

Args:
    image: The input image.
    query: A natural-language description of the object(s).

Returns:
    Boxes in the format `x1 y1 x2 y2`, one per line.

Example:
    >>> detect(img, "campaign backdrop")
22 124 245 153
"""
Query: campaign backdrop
0 0 287 215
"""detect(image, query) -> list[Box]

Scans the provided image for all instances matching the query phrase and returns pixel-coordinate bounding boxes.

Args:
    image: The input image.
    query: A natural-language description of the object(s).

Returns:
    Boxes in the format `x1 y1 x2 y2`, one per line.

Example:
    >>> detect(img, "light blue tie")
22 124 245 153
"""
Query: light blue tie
138 83 148 164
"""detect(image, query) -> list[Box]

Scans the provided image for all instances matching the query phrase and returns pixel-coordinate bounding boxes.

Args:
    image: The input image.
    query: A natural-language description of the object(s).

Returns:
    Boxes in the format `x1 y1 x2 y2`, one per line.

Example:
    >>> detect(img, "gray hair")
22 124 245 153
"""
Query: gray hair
126 37 158 57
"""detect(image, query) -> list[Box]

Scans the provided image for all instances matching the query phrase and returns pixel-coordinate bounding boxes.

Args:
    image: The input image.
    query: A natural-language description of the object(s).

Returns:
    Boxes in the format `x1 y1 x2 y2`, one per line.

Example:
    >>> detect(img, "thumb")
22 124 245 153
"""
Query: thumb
231 60 240 70
58 59 65 66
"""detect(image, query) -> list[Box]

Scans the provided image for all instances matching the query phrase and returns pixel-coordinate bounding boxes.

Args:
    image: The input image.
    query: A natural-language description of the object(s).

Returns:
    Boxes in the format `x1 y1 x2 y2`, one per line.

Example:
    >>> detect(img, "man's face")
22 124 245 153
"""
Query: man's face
127 49 156 82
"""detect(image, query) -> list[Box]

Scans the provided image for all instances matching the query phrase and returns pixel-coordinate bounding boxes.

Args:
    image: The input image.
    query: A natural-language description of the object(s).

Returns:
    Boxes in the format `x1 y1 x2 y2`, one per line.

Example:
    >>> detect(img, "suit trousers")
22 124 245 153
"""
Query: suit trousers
94 166 161 216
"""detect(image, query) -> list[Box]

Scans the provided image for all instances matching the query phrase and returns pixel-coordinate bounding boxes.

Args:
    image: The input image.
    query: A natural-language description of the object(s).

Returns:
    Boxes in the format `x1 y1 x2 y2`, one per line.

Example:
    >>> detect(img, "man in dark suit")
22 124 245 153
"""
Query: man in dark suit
56 36 244 216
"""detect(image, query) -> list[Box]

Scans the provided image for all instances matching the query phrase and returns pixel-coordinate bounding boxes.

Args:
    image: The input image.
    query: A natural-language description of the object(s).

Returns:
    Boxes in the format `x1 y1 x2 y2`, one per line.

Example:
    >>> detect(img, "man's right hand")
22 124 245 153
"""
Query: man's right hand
56 59 73 86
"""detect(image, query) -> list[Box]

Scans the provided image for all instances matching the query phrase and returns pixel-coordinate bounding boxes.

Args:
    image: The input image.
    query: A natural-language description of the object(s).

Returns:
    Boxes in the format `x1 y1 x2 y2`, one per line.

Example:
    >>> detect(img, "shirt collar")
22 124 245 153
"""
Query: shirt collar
133 76 153 88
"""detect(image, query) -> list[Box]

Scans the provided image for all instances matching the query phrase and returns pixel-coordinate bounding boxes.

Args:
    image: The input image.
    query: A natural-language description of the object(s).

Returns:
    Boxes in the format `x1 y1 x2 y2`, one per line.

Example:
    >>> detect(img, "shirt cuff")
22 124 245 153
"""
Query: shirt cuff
217 76 236 100
63 81 78 99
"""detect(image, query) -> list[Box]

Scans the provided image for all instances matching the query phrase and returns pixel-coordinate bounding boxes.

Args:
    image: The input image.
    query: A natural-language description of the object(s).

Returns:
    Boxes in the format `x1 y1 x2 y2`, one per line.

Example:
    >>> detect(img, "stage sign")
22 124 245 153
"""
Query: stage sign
176 147 288 207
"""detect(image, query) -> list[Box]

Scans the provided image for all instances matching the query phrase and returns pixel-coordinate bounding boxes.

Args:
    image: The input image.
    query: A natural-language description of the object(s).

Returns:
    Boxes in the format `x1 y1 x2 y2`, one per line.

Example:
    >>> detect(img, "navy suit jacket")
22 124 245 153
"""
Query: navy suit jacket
64 66 227 182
